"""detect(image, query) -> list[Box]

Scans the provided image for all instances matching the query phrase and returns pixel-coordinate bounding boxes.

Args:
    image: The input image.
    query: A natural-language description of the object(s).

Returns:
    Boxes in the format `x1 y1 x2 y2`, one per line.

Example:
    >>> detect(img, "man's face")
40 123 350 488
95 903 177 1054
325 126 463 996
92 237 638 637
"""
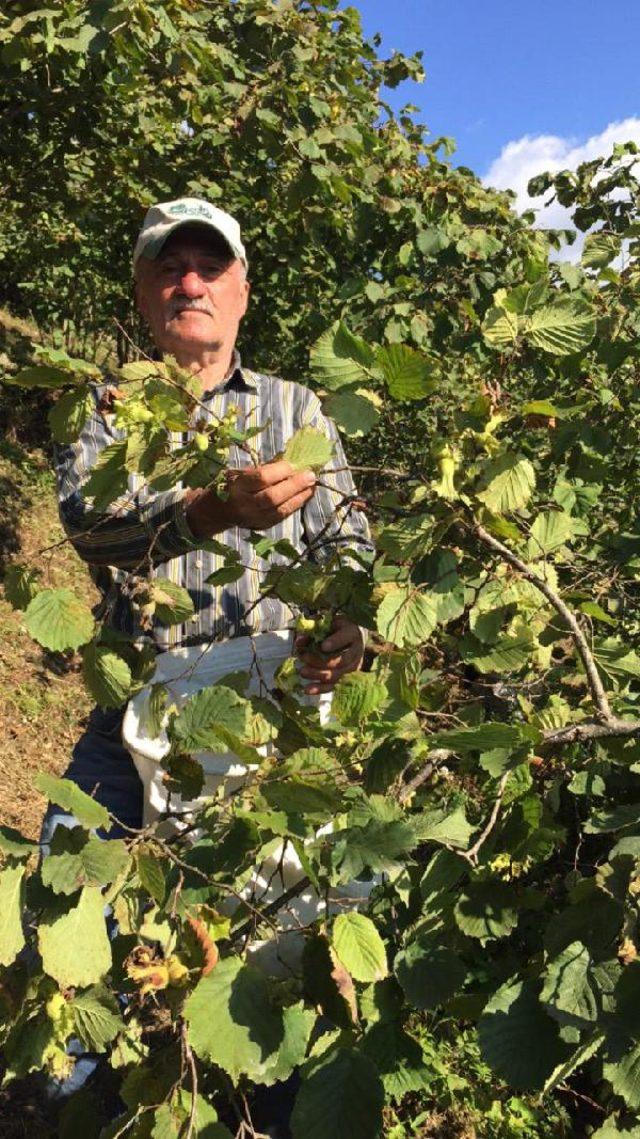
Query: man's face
135 224 250 359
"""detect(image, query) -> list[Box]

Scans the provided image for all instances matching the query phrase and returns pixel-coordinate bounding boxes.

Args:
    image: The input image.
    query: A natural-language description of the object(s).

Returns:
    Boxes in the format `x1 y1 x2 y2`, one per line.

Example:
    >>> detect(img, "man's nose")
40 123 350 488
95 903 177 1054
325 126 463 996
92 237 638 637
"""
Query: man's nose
176 270 206 297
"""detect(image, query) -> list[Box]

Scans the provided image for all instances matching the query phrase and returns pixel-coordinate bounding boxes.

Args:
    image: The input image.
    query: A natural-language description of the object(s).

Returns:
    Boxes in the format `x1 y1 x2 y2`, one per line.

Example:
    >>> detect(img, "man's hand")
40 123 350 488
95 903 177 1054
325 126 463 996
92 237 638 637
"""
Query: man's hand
186 460 316 537
295 614 365 695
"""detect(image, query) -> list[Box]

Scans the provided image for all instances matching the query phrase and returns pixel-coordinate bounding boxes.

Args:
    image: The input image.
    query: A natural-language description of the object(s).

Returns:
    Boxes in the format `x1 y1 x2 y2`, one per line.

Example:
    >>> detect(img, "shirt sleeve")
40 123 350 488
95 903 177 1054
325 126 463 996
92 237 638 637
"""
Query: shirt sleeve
55 389 199 570
298 391 374 568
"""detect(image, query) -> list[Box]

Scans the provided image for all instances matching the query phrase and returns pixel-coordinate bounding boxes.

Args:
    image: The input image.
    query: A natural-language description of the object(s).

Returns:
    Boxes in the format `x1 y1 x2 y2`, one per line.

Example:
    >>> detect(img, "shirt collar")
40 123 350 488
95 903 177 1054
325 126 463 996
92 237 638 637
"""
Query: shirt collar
203 349 257 396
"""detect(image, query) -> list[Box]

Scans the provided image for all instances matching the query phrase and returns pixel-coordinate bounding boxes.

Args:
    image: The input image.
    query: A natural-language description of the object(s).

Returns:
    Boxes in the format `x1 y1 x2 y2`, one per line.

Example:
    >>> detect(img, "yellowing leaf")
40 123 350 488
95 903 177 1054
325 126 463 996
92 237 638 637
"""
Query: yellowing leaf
333 913 388 983
283 426 334 471
39 887 112 988
0 864 26 966
476 453 536 514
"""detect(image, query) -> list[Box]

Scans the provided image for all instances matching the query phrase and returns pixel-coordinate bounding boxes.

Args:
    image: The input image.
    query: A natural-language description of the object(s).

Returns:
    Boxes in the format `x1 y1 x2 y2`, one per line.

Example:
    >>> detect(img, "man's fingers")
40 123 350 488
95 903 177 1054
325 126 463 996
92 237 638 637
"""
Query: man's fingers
299 657 354 682
255 470 316 509
320 625 362 654
237 460 313 490
298 647 354 670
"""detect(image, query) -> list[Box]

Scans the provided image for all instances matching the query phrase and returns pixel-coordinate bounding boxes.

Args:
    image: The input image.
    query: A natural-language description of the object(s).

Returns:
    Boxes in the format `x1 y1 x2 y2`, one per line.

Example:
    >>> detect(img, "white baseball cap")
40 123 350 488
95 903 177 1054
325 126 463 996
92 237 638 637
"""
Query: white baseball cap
133 197 247 269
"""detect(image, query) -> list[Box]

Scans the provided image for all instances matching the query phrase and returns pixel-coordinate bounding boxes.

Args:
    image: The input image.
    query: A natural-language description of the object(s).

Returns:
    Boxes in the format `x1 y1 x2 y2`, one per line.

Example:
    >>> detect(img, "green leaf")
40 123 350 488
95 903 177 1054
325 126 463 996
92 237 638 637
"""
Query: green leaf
585 804 640 834
0 863 26 966
333 913 388 983
82 643 132 708
72 985 122 1050
261 778 342 817
464 635 533 674
362 1023 431 1102
136 848 167 904
310 323 373 390
582 232 621 269
416 227 451 256
24 588 95 652
482 305 520 350
376 344 436 400
283 426 334 472
3 564 40 610
332 673 387 725
526 511 574 558
6 365 80 389
331 818 420 879
35 773 110 830
204 565 244 587
82 441 129 511
525 300 596 356
184 958 284 1081
39 887 112 988
48 387 94 444
171 685 249 753
595 640 640 680
479 979 569 1090
476 452 536 514
151 579 195 626
41 827 129 895
290 1048 384 1139
591 1116 640 1138
322 390 380 438
543 1030 605 1094
376 587 438 648
540 941 598 1025
0 826 38 860
259 1005 316 1086
417 806 474 849
431 722 524 753
396 936 467 1010
604 1042 640 1110
454 880 519 941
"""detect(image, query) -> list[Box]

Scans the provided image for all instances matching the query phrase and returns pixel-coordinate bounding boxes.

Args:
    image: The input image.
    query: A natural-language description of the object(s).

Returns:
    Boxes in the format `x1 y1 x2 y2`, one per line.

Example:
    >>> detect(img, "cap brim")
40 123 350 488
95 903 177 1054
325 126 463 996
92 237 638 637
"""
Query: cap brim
143 219 238 261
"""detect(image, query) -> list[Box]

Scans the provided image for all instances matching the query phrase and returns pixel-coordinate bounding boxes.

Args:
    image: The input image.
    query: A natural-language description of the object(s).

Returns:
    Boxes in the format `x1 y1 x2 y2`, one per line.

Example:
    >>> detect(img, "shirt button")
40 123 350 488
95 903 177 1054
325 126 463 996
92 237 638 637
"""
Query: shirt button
195 558 203 569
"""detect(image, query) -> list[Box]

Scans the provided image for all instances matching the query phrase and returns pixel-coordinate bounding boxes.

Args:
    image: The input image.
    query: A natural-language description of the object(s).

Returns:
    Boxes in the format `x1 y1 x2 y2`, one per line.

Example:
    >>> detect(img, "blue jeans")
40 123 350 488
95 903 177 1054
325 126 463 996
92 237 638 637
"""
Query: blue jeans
40 706 143 848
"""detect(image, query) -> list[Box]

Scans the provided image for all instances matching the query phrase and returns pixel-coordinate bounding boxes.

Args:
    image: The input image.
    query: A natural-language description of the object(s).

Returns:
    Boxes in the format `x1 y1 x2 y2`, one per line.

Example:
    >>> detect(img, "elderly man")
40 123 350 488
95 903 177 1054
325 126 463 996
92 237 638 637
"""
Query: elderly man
50 198 372 837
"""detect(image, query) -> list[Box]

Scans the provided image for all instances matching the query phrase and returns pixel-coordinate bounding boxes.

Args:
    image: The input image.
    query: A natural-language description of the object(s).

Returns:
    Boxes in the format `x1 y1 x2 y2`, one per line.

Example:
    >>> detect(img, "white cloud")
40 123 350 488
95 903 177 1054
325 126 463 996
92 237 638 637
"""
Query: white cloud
482 118 640 258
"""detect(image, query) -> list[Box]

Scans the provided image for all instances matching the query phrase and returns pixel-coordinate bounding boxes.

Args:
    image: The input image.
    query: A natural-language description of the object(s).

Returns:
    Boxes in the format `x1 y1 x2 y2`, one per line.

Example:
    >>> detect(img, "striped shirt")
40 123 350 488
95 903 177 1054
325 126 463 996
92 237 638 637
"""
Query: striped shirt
55 357 373 650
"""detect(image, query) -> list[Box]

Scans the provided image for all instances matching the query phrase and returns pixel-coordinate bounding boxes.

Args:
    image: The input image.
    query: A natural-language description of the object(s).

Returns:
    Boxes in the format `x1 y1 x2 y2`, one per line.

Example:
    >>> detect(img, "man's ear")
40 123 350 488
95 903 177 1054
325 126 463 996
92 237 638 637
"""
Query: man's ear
240 277 251 318
134 278 149 321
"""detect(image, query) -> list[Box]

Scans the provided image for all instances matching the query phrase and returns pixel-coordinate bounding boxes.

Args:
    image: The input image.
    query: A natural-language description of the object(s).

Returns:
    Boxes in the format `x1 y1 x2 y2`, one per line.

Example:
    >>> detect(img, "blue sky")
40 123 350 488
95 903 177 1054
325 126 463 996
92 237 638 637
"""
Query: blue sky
356 0 640 178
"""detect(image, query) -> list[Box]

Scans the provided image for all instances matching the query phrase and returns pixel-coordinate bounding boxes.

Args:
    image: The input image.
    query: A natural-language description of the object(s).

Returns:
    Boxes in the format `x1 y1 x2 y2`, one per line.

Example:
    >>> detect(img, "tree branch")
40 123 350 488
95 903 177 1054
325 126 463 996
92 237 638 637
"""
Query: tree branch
398 749 451 804
471 521 613 722
542 718 640 747
465 770 511 867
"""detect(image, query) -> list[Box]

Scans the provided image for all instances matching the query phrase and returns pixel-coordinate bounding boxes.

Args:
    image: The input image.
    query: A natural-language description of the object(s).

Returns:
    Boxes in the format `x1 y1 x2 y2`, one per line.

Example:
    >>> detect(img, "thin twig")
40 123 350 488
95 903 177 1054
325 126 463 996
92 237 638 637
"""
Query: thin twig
465 770 511 867
231 874 312 944
181 1023 199 1139
398 749 452 804
542 718 640 746
471 521 612 722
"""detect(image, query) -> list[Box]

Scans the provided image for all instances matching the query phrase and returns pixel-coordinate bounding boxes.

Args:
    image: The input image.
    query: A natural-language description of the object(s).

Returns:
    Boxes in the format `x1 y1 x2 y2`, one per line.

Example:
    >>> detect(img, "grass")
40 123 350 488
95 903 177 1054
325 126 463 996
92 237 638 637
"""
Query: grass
0 441 95 839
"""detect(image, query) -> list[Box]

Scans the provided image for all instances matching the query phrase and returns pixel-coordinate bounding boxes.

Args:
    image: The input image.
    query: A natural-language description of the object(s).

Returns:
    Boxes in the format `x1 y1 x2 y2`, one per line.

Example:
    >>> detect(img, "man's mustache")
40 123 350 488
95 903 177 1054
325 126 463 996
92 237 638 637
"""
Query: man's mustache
167 299 215 318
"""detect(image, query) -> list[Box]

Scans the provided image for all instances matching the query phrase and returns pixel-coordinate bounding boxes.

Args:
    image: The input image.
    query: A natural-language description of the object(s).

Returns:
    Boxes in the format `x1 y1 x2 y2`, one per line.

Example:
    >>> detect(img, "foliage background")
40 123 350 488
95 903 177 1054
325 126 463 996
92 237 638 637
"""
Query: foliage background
1 3 640 1138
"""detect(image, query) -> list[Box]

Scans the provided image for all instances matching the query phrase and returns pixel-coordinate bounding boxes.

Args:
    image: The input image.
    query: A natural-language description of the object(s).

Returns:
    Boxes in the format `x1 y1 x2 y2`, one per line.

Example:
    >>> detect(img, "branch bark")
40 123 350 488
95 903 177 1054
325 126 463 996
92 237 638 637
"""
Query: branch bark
542 718 640 747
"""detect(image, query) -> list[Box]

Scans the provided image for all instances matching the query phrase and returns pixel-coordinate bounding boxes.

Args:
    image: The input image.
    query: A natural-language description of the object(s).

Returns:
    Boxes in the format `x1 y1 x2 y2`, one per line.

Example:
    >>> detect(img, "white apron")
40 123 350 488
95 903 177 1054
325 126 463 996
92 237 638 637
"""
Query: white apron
122 631 373 973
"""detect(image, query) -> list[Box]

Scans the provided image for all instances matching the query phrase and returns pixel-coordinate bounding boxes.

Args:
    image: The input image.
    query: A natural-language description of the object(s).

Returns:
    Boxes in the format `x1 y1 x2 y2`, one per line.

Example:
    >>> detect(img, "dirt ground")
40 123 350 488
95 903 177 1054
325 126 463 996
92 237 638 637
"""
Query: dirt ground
0 443 95 840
